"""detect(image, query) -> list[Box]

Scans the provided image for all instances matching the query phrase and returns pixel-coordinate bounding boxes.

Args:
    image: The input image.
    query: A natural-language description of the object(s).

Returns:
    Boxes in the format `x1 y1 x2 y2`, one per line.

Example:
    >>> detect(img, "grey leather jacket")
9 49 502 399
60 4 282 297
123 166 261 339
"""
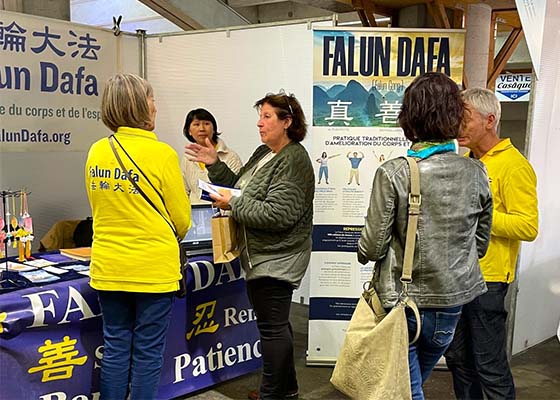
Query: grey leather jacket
358 154 493 308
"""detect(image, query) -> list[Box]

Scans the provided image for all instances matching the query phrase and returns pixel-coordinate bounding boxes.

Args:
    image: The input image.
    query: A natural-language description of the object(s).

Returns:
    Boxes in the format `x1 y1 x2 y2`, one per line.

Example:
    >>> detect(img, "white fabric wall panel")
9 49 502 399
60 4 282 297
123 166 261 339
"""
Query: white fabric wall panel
513 1 560 354
145 21 331 303
146 21 331 163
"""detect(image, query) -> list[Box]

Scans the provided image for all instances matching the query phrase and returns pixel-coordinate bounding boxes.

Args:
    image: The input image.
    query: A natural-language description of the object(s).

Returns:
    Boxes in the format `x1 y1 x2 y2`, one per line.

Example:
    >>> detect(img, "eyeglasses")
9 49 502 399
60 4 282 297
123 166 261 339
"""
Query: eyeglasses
278 89 294 115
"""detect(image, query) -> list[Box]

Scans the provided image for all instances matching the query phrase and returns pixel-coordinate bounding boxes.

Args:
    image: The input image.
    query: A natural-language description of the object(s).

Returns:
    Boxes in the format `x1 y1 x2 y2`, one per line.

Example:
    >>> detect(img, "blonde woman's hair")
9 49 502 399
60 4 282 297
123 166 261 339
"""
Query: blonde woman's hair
101 73 154 132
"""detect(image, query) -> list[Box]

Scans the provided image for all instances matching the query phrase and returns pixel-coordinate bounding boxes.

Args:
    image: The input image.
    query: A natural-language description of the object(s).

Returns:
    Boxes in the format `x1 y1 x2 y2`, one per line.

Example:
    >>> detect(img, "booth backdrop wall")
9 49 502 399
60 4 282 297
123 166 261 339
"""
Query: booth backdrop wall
513 1 560 354
2 9 558 358
144 19 332 303
0 11 140 251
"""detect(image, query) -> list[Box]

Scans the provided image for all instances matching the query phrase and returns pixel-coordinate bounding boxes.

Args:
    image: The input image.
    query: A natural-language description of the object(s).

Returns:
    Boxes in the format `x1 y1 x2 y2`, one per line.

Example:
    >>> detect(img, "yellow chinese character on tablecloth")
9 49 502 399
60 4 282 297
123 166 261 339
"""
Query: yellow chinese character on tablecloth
28 335 88 382
186 300 220 340
0 312 7 334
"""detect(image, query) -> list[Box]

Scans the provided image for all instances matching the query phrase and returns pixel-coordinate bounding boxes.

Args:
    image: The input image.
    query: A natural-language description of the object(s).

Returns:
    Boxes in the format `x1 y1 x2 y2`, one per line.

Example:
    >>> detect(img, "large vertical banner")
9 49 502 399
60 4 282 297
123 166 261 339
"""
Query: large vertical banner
515 0 546 78
308 27 465 364
0 11 126 152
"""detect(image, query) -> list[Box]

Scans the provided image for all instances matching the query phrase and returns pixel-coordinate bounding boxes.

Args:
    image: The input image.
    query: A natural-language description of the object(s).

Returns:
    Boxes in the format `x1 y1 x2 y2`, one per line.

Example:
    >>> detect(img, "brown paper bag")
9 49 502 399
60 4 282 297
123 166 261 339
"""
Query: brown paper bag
211 215 240 263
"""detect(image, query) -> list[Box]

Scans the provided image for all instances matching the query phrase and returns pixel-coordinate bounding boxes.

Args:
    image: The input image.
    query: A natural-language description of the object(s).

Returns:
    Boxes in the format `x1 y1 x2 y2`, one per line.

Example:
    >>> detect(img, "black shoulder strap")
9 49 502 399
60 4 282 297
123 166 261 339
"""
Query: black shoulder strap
108 135 178 238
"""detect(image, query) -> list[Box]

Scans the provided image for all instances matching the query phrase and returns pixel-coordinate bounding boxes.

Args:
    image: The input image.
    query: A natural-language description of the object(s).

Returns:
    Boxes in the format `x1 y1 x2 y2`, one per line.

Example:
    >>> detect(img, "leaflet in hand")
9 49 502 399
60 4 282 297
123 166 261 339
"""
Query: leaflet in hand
198 179 241 202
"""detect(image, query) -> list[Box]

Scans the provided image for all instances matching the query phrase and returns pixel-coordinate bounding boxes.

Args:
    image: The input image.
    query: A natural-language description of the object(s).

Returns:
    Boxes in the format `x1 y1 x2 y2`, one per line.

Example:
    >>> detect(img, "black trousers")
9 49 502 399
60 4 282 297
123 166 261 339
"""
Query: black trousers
445 282 516 400
246 277 297 400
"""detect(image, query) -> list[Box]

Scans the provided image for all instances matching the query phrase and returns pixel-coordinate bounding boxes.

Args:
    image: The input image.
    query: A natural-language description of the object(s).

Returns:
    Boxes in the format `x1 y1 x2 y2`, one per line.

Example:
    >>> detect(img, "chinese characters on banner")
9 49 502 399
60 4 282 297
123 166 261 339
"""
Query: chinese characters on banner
307 28 465 364
27 336 88 382
0 12 123 152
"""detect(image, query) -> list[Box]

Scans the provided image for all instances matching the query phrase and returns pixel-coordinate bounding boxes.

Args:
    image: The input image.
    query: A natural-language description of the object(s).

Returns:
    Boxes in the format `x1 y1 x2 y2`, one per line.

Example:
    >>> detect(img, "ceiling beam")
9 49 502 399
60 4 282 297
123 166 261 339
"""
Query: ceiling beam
138 0 202 29
352 0 378 27
487 27 523 88
452 8 463 28
426 2 438 27
434 0 515 10
139 0 250 30
488 11 497 86
292 0 355 13
362 0 377 27
494 8 521 29
434 0 451 28
426 1 448 29
229 0 355 12
227 0 286 6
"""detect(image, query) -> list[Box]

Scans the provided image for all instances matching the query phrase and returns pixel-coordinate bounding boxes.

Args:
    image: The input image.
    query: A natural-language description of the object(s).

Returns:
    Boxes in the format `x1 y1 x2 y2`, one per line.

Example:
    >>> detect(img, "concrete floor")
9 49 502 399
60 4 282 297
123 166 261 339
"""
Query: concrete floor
181 303 560 400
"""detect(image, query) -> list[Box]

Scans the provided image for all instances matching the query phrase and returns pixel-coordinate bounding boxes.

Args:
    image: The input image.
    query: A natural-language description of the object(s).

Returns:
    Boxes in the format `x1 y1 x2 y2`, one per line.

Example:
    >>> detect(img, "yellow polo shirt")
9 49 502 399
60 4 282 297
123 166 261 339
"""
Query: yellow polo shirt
469 138 538 283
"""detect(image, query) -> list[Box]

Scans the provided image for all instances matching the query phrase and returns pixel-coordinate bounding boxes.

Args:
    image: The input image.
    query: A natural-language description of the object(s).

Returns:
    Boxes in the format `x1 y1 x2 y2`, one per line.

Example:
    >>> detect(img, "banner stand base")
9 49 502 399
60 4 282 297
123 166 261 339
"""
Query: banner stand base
305 356 337 367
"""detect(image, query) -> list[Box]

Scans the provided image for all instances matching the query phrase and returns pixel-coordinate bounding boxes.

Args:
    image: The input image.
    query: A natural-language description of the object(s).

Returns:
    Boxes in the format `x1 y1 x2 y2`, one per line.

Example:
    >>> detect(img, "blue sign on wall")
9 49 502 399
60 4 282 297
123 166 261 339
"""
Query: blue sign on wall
495 73 531 102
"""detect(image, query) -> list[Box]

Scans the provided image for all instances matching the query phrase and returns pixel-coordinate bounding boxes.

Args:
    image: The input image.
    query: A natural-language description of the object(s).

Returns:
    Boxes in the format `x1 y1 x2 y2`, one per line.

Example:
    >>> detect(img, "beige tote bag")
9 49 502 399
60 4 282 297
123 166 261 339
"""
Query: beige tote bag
331 157 422 400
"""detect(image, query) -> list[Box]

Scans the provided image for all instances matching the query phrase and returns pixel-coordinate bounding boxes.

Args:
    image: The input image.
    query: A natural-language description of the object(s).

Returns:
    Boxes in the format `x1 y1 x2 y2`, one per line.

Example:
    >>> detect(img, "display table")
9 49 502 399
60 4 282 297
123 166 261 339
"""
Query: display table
0 255 261 399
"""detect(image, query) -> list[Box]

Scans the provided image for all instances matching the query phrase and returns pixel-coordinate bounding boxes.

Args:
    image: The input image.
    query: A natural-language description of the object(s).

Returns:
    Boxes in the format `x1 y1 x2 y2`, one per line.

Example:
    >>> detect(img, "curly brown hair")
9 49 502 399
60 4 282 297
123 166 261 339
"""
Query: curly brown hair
398 72 464 143
254 92 307 142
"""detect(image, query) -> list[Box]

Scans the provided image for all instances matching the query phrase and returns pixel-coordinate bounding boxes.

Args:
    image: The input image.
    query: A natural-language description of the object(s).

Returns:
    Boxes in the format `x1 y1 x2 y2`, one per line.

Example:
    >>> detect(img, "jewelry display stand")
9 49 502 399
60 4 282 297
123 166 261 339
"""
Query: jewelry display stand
1 190 28 290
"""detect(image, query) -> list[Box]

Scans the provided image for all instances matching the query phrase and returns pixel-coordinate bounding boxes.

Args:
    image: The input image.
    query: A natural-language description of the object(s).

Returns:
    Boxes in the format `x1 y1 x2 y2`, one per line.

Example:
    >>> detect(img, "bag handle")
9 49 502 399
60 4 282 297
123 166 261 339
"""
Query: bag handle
401 156 421 287
108 135 179 239
365 156 421 343
401 156 421 343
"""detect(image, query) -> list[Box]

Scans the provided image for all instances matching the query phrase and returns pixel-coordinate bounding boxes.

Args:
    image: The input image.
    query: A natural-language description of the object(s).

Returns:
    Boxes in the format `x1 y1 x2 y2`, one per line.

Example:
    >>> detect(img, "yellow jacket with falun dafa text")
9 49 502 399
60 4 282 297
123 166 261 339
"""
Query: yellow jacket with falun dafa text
85 126 191 293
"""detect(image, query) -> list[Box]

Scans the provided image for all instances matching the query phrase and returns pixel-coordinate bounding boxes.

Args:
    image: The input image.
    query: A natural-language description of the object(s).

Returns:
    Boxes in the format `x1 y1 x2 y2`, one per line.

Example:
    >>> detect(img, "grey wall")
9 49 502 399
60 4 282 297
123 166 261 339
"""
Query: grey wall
500 102 529 155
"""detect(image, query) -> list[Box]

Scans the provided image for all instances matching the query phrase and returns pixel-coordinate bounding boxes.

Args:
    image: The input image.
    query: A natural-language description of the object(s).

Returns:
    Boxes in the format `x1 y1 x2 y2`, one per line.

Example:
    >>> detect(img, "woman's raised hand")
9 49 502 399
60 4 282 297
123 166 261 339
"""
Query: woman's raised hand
185 137 218 165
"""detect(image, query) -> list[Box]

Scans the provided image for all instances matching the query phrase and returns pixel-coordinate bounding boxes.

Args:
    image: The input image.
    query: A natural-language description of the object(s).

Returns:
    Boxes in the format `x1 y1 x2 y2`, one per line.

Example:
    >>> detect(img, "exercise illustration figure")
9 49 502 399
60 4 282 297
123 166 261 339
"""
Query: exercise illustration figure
347 151 364 185
316 152 340 184
372 149 393 163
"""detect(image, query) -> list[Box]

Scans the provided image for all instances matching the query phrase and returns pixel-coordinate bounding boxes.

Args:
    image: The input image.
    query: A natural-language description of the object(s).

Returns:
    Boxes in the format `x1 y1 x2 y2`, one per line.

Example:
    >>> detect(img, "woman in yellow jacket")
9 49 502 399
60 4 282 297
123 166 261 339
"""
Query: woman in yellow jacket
85 73 191 400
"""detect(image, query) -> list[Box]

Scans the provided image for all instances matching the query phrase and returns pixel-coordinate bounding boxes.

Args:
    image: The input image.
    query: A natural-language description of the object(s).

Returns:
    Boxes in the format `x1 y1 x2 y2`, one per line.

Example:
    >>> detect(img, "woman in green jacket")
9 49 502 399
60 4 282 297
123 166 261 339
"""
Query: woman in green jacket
186 92 314 400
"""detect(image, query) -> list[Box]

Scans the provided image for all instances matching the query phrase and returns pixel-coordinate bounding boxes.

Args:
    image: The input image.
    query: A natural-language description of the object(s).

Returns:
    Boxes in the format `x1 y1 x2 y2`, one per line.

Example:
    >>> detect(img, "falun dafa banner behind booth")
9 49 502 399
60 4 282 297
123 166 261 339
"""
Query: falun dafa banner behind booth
0 11 127 152
307 27 465 364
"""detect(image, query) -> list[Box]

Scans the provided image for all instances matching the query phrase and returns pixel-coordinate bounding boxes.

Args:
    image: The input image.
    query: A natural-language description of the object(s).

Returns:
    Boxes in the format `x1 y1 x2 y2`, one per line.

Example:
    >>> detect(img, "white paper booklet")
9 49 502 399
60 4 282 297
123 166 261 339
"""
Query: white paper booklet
1 261 37 272
24 259 56 268
20 269 60 283
43 266 71 275
198 179 241 201
61 264 91 272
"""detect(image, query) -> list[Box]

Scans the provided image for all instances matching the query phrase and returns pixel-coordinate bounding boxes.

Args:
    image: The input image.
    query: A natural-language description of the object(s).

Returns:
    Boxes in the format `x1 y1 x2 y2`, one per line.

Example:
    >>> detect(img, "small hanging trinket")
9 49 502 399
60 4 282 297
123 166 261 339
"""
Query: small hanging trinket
22 192 34 259
11 196 19 248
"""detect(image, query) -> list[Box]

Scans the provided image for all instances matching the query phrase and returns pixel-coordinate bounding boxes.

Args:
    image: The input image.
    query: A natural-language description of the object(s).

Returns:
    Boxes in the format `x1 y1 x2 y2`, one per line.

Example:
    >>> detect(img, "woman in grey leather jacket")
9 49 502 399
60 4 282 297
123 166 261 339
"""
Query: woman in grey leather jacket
357 72 493 400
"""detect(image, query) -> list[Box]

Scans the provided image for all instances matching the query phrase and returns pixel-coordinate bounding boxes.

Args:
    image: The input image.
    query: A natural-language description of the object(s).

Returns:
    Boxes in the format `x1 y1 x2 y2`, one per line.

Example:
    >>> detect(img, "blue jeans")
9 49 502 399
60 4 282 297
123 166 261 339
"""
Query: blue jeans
246 277 297 400
97 291 174 400
407 306 463 400
445 283 515 400
318 166 329 182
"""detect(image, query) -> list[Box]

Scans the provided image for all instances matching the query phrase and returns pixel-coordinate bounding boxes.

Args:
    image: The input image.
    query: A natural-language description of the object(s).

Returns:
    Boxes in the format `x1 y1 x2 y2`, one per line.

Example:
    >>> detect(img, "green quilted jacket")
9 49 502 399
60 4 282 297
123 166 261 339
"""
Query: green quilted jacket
208 142 314 270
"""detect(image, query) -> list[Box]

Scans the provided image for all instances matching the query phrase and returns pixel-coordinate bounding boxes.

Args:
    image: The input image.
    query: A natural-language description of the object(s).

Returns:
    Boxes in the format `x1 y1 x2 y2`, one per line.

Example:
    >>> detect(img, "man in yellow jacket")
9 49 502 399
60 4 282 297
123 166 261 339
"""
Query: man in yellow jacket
445 88 538 400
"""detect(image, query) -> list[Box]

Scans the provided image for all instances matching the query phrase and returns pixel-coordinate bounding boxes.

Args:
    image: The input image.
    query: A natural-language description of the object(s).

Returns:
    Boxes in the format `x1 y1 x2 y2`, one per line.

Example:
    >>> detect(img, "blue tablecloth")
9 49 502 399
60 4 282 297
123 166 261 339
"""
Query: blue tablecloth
0 255 261 399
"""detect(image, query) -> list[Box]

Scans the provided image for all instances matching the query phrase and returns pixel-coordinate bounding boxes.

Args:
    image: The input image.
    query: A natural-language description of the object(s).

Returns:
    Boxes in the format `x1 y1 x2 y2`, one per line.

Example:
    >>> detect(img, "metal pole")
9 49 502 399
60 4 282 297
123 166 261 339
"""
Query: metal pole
136 29 147 78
